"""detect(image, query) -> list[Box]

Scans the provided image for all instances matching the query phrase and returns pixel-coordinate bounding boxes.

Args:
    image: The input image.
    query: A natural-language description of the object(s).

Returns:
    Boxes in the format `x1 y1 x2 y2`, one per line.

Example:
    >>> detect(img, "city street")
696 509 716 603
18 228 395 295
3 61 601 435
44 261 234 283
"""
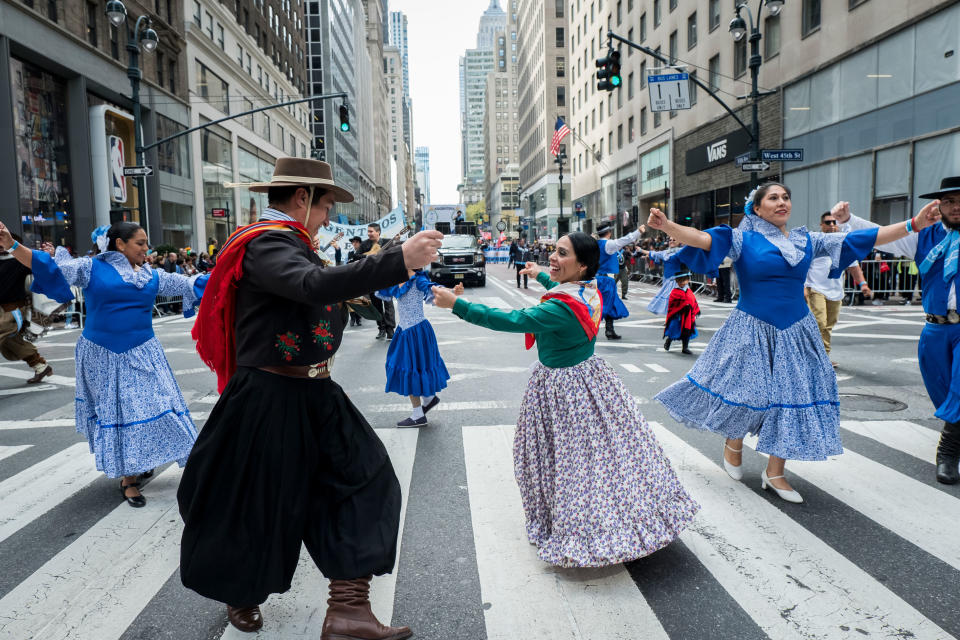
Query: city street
0 264 957 640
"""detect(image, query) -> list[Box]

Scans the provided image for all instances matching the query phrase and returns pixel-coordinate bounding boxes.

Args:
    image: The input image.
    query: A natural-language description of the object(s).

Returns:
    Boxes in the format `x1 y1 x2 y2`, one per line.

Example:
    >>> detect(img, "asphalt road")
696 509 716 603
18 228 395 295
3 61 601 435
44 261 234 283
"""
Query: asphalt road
0 263 957 640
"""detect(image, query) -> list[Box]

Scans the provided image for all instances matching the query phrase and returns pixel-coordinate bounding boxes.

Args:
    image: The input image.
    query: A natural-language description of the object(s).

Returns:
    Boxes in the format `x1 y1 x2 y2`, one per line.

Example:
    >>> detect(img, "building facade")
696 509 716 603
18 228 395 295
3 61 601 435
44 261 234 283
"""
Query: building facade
385 44 415 213
388 9 413 151
0 0 190 251
516 0 571 240
364 0 392 216
415 145 431 205
569 0 957 236
187 0 311 248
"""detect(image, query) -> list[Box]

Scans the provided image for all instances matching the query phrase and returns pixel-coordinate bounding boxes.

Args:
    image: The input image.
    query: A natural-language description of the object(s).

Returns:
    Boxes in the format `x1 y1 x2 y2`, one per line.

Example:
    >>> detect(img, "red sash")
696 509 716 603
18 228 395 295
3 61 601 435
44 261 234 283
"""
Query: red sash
192 220 313 392
525 281 603 350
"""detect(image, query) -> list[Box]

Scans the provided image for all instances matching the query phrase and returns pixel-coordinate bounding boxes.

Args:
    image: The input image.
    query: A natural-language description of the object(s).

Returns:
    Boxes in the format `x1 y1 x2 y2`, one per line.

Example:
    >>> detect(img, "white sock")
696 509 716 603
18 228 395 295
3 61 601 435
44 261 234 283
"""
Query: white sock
411 405 425 420
421 395 435 406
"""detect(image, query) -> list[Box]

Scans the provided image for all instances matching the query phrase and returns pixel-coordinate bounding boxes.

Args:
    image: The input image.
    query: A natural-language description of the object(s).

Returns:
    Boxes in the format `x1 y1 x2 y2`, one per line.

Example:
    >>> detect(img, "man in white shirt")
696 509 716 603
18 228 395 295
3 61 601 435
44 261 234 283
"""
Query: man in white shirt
804 210 872 367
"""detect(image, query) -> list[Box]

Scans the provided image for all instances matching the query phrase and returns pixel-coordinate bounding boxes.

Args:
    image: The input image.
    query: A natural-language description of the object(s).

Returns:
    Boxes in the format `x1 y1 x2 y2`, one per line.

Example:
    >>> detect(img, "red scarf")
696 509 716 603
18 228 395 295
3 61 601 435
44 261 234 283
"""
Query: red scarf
192 220 313 392
524 281 603 350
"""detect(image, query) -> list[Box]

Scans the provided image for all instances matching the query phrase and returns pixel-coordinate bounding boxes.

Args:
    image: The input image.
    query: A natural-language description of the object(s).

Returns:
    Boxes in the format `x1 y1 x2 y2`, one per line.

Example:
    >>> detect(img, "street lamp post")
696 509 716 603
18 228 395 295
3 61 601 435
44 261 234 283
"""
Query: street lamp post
106 0 159 234
554 151 567 237
729 0 784 183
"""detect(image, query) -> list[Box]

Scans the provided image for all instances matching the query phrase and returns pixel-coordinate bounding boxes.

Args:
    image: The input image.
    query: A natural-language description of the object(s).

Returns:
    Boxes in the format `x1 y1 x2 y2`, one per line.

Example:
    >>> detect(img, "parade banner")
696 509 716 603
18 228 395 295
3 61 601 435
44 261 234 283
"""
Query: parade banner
316 205 407 246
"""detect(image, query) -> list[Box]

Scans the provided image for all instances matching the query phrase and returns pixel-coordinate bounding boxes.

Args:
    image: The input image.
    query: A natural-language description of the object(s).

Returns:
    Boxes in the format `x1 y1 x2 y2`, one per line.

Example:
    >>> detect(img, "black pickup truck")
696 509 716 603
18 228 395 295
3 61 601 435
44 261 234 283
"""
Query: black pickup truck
428 235 486 287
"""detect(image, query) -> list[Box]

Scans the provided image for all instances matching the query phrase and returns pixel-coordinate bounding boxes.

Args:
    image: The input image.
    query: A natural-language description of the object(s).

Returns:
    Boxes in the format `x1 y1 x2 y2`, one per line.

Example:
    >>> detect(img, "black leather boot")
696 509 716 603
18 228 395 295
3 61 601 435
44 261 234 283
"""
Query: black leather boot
681 338 692 354
663 338 672 351
936 421 960 485
605 318 621 340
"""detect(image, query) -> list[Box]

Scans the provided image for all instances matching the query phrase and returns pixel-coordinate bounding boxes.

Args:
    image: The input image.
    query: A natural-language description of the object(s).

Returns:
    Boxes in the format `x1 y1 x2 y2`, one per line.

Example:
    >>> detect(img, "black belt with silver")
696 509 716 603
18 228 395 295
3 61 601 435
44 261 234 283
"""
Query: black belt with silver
926 310 960 325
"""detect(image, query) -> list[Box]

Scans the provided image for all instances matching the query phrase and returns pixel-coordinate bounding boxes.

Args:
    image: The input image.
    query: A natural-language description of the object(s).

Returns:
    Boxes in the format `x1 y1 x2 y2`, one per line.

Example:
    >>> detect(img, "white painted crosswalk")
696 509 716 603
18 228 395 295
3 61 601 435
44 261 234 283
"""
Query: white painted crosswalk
0 413 957 639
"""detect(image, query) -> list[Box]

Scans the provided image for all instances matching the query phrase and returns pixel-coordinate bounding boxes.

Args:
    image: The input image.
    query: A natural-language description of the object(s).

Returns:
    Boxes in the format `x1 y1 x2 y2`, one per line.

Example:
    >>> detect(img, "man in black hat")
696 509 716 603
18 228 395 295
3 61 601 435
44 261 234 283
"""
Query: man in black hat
179 158 442 638
836 181 960 484
0 235 54 383
596 222 644 339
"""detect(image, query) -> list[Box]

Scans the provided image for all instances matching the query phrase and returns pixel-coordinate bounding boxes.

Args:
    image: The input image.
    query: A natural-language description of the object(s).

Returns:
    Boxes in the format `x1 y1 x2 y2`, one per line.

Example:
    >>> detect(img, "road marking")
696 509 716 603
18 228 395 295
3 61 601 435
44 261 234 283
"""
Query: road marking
446 362 530 373
829 332 919 341
835 374 853 382
744 434 960 573
218 429 418 640
650 422 949 640
0 357 75 366
0 443 102 546
0 467 185 640
462 425 670 640
475 296 511 308
0 384 58 396
0 368 76 387
620 363 644 373
173 367 209 376
645 363 670 373
368 400 509 413
0 444 31 463
486 273 533 304
839 419 939 463
0 418 75 431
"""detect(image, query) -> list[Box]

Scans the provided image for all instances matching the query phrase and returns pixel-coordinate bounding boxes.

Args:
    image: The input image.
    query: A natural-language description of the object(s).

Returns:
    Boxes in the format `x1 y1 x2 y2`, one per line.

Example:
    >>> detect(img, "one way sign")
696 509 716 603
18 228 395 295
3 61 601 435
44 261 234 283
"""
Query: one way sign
123 165 153 177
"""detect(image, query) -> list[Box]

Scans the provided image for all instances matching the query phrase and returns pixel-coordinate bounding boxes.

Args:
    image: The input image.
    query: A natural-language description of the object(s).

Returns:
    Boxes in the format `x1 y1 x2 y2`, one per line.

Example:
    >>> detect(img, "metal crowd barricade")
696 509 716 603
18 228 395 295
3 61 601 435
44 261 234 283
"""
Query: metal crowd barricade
842 258 918 304
154 295 184 315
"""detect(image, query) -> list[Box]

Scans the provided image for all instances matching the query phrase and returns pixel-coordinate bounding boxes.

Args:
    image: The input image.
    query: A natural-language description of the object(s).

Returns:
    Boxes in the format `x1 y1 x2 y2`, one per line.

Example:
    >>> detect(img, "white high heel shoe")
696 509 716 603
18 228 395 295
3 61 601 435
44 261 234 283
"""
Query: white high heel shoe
722 443 743 481
761 470 804 503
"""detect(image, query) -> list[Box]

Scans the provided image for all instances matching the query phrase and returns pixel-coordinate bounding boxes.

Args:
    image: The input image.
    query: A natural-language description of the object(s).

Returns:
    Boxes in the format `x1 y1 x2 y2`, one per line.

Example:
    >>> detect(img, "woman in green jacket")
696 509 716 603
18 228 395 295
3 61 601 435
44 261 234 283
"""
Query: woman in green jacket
433 232 698 568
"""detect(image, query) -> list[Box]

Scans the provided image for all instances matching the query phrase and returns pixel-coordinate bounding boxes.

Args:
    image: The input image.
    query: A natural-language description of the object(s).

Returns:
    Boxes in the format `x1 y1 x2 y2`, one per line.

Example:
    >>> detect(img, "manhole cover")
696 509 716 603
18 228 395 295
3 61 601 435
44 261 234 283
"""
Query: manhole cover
839 393 907 412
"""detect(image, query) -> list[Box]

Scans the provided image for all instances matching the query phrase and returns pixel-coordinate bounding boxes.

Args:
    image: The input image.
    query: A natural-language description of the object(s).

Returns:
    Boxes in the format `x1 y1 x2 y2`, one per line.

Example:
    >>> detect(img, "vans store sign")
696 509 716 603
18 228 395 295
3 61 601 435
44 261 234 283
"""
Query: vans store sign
685 129 752 175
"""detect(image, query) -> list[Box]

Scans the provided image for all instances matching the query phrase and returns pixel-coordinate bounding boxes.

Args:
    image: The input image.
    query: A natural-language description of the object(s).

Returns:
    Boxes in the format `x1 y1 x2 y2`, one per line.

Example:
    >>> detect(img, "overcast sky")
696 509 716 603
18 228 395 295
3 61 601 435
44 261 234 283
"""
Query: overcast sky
389 0 492 204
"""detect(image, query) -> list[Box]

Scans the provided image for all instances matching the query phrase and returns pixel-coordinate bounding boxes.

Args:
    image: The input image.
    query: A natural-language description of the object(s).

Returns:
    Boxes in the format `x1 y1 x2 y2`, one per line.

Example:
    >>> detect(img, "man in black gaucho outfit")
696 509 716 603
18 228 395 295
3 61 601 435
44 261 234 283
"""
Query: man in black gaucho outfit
178 158 442 639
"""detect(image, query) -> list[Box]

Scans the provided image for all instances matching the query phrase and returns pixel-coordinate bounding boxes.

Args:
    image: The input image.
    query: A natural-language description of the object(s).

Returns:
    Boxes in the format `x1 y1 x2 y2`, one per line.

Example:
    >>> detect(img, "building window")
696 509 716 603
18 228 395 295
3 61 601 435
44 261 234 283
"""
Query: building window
616 0 622 25
556 0 564 18
157 51 165 86
238 44 244 67
734 37 747 78
556 57 565 77
555 27 565 48
849 0 869 8
196 61 230 114
47 1 57 22
217 24 225 50
764 15 780 58
709 0 720 31
639 13 646 41
193 1 201 27
627 72 634 99
653 0 661 27
557 86 566 106
802 0 820 36
617 124 623 149
708 54 720 91
628 116 634 143
669 30 677 63
653 109 661 128
205 12 213 39
669 0 677 11
608 131 613 152
156 115 191 178
689 70 697 105
168 58 176 93
86 2 98 46
627 28 633 56
110 25 119 59
640 60 646 88
687 12 697 49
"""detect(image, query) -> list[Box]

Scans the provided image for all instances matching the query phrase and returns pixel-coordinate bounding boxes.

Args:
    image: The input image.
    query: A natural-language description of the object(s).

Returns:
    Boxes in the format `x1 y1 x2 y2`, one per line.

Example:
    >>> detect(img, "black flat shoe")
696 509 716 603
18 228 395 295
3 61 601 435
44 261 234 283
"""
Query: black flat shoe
397 416 428 428
936 459 959 484
422 396 440 414
139 468 154 479
120 480 146 508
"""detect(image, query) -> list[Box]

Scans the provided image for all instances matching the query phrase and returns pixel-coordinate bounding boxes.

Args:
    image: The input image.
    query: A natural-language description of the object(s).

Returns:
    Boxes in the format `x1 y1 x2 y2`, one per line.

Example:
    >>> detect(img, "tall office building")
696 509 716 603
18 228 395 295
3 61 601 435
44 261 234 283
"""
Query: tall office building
388 10 414 152
516 0 570 238
304 0 377 222
363 0 392 215
415 146 431 206
385 45 415 212
459 1 505 205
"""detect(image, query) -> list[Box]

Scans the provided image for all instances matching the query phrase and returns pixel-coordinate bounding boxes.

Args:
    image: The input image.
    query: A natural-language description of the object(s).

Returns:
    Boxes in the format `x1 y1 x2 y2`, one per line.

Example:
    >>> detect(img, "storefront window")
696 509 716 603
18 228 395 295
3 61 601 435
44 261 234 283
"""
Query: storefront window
201 122 233 244
157 115 191 178
237 144 274 226
10 57 74 248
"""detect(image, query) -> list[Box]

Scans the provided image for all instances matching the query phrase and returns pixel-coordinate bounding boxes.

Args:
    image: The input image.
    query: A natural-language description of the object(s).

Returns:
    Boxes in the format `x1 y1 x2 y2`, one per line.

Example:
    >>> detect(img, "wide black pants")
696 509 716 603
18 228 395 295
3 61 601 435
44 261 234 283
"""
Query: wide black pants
178 368 402 606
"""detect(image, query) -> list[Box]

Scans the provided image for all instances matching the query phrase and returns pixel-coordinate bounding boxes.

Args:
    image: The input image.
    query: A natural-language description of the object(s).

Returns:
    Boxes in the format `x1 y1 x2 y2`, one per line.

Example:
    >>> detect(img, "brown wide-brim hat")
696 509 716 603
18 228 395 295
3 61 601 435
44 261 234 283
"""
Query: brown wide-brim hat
225 157 354 203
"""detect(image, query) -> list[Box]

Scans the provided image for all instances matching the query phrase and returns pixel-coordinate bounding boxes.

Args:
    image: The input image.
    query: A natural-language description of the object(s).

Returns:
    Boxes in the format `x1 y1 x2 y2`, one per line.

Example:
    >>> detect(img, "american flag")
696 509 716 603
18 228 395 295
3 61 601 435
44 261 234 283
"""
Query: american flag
549 117 570 156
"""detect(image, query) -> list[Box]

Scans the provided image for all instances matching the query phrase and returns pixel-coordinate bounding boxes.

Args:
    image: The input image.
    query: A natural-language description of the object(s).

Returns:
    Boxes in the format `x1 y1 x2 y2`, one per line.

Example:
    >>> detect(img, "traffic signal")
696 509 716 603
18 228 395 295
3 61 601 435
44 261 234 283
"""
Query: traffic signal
596 49 622 92
338 103 350 132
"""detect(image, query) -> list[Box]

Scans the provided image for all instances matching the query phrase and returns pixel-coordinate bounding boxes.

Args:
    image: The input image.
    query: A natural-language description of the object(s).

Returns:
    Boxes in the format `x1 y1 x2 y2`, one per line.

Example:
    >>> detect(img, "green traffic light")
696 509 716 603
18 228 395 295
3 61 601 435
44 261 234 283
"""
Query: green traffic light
611 76 622 87
340 122 350 132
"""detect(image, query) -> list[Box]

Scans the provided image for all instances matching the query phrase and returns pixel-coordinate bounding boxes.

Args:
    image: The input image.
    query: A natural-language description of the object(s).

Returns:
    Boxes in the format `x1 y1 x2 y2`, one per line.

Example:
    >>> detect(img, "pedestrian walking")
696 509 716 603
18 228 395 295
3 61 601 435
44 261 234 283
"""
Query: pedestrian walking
0 221 207 508
663 269 699 354
178 158 441 637
804 209 873 368
0 236 55 383
596 222 644 339
838 178 960 484
714 256 734 303
376 269 457 427
514 237 531 288
617 246 631 299
362 223 398 339
648 182 940 503
432 233 699 568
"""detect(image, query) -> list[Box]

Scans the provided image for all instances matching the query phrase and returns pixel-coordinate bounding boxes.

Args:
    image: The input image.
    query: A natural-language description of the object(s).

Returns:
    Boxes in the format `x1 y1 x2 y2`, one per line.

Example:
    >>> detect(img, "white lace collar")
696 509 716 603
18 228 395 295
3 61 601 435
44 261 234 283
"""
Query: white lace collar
96 251 155 288
738 215 809 267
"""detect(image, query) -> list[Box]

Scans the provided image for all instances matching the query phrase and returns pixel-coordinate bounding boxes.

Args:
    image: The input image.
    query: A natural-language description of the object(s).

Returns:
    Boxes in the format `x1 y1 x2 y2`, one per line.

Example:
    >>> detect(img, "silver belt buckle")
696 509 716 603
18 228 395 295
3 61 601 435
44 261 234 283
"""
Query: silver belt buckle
948 310 960 324
308 364 320 377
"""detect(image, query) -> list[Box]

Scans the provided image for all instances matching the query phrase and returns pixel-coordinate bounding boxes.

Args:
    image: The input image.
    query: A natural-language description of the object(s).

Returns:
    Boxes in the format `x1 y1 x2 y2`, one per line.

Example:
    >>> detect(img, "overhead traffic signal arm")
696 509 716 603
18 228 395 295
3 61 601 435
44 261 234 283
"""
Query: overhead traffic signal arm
595 49 622 92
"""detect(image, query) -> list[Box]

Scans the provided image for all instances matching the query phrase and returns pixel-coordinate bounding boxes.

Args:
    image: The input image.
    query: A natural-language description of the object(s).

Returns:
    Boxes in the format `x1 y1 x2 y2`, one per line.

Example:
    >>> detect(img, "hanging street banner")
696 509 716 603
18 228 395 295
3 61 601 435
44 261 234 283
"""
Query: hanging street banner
315 205 407 246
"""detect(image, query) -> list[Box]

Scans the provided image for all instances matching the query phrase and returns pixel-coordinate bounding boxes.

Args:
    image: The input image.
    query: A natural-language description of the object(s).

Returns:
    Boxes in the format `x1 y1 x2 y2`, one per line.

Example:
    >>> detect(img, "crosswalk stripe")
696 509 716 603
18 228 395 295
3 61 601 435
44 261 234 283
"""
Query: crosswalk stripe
0 419 75 431
218 429 419 639
0 466 185 640
645 363 669 373
0 368 76 387
0 384 58 396
839 419 939 463
369 400 509 413
0 444 31 462
650 422 949 640
475 296 511 308
620 363 643 373
743 434 960 573
461 425 671 640
0 443 101 546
